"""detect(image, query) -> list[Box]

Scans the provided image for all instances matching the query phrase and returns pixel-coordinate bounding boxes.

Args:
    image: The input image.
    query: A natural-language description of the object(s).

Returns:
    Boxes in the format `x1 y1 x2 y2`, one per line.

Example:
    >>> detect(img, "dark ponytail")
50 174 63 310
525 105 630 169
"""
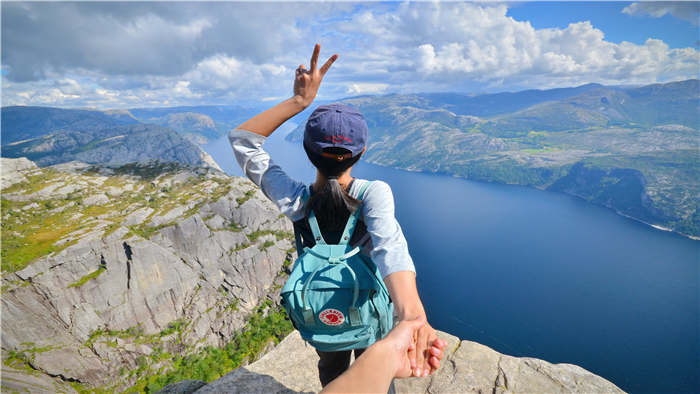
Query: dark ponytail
304 143 363 231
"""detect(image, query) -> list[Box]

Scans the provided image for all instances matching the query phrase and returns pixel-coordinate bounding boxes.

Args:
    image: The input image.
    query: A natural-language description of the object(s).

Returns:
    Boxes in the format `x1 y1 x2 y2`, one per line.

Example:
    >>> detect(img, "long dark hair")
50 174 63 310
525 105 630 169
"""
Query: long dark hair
304 142 363 232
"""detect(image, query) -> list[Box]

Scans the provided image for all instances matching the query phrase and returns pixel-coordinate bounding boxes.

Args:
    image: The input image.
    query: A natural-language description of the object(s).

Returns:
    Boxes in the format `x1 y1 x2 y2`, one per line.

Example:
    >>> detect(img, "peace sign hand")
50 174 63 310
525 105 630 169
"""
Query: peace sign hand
293 43 338 108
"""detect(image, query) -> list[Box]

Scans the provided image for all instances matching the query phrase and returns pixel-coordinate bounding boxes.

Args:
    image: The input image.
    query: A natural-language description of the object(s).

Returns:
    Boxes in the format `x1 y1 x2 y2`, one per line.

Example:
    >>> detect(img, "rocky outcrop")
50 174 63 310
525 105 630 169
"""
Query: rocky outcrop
1 160 292 390
186 330 623 393
1 157 38 188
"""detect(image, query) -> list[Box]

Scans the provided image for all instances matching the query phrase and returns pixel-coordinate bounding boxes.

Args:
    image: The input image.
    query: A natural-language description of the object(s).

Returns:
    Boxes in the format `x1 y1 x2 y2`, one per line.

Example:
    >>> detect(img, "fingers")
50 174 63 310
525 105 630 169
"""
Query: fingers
435 338 448 350
310 43 320 71
429 356 440 370
413 324 429 377
319 54 338 75
407 327 417 372
428 346 442 372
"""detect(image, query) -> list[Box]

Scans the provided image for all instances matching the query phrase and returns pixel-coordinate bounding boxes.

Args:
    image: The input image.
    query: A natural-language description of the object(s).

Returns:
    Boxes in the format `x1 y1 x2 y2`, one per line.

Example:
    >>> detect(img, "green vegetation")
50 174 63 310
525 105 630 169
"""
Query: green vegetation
236 189 256 205
85 325 146 347
246 229 293 243
1 163 237 272
67 265 106 288
128 222 177 240
229 243 251 254
227 220 242 232
125 303 293 393
1 198 83 272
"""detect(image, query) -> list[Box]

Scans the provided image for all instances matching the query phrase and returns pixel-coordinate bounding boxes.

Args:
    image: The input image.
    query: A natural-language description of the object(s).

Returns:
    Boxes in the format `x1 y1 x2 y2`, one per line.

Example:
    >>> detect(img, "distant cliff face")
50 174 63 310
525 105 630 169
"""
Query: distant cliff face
1 106 222 171
1 158 293 391
165 330 624 394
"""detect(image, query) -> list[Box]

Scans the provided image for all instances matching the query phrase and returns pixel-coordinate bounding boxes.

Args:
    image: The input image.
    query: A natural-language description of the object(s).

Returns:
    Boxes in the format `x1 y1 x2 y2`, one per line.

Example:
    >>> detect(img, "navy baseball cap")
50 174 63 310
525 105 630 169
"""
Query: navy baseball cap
304 103 368 158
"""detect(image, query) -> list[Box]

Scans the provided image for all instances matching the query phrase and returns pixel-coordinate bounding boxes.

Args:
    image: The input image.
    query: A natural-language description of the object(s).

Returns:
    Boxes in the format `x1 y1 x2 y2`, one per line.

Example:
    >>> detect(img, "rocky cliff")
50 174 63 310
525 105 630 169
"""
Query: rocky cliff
160 330 624 393
1 157 625 393
1 158 294 392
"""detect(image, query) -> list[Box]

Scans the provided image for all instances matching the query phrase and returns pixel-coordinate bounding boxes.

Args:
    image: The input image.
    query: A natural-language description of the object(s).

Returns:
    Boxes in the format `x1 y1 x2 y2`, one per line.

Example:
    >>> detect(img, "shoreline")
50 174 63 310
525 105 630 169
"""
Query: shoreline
372 161 700 242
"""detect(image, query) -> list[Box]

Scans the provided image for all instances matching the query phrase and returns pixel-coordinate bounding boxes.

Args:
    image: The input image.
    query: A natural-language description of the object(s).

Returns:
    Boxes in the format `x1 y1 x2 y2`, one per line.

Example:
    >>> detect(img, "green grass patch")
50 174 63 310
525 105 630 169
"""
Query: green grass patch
246 229 293 243
126 304 293 393
129 221 177 240
227 220 243 232
1 198 86 272
67 266 106 288
236 189 256 205
229 243 251 254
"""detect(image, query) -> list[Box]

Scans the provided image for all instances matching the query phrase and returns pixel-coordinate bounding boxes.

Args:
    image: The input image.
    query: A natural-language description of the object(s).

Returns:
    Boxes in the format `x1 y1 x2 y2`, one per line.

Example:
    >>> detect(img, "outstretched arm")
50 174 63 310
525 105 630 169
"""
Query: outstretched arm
236 44 338 137
385 271 447 377
321 319 432 393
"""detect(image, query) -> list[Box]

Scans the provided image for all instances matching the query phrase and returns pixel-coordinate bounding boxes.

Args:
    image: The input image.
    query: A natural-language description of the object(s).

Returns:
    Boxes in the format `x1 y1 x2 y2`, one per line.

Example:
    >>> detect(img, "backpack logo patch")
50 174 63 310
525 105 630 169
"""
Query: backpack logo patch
319 309 345 326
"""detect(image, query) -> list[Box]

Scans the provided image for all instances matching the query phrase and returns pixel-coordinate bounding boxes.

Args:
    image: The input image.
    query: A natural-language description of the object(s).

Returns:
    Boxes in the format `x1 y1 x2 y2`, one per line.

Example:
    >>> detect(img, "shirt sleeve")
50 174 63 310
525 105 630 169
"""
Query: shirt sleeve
228 128 307 221
361 181 416 279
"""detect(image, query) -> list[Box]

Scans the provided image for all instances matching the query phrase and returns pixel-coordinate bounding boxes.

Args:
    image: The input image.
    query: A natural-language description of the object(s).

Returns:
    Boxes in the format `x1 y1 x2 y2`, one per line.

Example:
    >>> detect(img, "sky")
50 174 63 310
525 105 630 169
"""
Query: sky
1 1 698 109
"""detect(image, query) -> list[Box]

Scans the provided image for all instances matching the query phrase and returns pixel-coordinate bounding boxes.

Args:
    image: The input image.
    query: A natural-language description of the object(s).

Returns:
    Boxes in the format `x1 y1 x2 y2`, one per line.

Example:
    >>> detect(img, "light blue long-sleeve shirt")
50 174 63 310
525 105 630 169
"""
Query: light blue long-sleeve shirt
228 128 415 279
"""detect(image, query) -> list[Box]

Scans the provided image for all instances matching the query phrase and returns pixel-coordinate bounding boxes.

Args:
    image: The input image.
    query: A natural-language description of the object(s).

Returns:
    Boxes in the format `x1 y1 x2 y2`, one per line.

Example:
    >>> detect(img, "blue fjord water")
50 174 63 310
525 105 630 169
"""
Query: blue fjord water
205 127 699 393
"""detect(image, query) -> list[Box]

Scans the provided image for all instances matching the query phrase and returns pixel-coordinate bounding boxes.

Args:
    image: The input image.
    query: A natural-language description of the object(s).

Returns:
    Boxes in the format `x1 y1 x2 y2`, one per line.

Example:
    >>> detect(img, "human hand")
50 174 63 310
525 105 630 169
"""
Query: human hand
377 319 425 378
293 43 338 108
407 319 448 377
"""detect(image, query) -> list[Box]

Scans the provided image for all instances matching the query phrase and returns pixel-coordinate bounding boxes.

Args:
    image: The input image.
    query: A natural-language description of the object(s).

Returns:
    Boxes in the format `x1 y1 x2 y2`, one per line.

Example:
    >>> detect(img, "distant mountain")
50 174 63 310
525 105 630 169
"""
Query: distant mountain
418 82 607 117
1 106 138 144
136 112 219 144
1 107 220 170
286 79 700 237
479 80 699 135
129 104 266 136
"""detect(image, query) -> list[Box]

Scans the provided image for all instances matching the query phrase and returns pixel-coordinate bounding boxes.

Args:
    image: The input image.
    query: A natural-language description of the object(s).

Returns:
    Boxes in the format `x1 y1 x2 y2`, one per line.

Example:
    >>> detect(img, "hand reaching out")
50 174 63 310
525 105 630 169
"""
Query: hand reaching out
293 43 338 108
381 319 448 378
321 319 448 393
406 318 448 377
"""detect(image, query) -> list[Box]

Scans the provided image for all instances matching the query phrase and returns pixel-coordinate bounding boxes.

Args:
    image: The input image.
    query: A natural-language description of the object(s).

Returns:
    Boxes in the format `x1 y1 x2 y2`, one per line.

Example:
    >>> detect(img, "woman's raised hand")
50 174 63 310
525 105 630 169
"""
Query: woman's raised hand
293 43 338 108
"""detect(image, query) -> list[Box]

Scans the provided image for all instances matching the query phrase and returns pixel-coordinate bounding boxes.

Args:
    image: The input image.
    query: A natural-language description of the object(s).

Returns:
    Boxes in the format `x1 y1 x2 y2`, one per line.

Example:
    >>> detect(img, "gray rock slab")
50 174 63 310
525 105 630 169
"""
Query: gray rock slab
1 157 38 189
197 330 624 394
123 206 154 226
1 364 78 393
83 193 110 206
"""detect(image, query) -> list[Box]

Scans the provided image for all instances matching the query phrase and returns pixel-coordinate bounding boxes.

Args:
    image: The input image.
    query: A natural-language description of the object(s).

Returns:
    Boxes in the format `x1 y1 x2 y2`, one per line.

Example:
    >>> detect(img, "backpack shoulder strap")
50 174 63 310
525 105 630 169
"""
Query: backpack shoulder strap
293 186 311 255
338 180 373 245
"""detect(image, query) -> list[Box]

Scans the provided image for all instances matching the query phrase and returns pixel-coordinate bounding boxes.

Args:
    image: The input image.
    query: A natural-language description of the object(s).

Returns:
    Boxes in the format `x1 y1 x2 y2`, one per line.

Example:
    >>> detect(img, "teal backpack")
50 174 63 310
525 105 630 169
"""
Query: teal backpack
281 181 394 352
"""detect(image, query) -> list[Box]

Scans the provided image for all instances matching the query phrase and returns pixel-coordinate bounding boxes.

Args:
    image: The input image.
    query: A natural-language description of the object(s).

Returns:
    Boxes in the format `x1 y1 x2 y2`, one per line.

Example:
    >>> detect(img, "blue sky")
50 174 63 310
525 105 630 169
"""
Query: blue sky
2 1 698 109
508 2 698 48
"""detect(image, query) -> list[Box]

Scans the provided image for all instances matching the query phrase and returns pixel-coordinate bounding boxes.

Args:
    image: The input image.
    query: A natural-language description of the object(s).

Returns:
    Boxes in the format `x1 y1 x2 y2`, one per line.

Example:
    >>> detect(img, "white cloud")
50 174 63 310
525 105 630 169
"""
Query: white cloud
2 2 698 108
346 83 389 95
338 3 698 90
623 2 699 25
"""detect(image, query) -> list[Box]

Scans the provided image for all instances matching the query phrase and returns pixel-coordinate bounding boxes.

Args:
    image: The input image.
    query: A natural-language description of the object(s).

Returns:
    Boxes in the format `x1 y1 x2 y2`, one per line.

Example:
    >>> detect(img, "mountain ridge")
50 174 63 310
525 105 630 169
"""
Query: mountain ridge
286 79 699 237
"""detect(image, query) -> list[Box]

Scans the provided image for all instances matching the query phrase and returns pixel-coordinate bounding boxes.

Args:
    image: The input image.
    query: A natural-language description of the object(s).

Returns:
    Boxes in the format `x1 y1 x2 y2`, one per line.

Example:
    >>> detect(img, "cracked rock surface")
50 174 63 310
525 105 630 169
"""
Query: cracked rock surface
194 330 624 393
1 159 294 390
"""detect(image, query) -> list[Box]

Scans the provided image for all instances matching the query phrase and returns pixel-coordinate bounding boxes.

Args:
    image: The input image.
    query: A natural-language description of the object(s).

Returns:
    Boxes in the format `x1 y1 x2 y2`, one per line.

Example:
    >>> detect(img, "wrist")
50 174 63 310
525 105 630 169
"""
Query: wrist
291 95 311 110
367 340 400 378
396 305 426 322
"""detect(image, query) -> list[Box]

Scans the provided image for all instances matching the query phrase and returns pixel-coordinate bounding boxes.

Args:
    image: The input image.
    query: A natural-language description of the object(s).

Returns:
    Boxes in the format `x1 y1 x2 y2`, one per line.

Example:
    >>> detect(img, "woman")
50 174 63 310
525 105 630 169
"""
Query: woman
229 44 446 387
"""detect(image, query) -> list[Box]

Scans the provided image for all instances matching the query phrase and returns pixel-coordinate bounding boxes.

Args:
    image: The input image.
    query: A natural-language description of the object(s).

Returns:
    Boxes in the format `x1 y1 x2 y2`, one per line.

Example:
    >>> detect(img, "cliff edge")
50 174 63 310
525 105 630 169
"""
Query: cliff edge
162 330 624 393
